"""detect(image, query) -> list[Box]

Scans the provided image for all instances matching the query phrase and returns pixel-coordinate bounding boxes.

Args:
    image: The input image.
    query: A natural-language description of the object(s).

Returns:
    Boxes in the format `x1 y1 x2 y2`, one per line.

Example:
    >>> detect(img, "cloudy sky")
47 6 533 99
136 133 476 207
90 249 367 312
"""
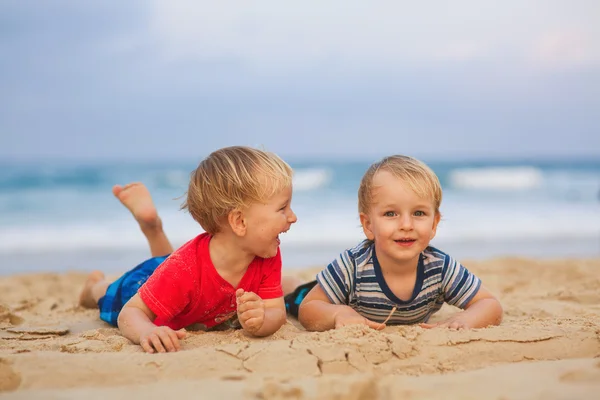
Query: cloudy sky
1 0 599 161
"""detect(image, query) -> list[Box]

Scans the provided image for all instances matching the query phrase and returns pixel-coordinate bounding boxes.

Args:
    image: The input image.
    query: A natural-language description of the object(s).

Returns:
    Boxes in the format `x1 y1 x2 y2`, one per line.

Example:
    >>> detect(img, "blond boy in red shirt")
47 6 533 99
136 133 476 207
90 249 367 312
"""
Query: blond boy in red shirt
79 146 297 353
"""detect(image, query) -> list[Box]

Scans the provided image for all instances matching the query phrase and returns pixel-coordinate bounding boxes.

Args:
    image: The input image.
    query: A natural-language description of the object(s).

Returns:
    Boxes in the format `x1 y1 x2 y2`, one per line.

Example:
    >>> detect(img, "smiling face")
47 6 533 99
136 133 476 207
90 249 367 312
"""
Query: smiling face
241 184 297 259
360 170 440 271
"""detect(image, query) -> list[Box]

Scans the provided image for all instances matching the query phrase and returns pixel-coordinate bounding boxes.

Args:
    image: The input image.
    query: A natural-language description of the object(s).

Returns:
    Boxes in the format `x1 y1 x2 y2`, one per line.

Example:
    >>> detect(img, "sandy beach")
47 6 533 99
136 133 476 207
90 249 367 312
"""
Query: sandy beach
1 257 599 399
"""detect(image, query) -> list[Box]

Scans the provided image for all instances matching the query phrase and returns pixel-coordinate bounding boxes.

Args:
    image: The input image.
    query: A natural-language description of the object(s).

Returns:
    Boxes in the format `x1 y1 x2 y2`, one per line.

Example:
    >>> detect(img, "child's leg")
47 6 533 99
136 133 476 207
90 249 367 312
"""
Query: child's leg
113 182 174 257
79 183 173 309
80 255 167 321
79 271 110 308
282 277 318 318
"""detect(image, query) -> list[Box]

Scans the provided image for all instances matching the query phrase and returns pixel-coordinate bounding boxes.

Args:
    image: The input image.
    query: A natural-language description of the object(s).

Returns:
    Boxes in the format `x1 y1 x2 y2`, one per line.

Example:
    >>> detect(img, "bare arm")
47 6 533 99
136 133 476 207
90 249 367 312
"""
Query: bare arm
298 284 382 331
253 297 286 337
117 293 157 343
236 290 286 337
459 286 503 328
117 293 185 353
421 285 503 329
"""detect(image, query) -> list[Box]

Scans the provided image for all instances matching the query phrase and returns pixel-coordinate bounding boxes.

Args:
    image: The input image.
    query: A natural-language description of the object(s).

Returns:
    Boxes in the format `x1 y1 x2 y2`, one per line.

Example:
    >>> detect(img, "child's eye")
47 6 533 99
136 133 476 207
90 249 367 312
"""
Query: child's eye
383 211 396 217
414 210 426 216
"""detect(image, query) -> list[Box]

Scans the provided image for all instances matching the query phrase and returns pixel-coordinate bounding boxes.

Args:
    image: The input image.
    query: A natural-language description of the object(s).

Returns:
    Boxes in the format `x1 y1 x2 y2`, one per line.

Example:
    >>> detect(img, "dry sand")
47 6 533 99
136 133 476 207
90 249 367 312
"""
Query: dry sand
1 258 599 399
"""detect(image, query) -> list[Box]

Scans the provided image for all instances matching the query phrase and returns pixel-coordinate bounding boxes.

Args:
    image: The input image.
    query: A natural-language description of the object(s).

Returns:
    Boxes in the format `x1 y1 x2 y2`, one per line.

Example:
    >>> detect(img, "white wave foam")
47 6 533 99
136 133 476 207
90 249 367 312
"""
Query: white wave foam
293 168 332 191
0 214 362 254
144 167 333 192
449 167 544 190
2 192 599 256
2 203 599 255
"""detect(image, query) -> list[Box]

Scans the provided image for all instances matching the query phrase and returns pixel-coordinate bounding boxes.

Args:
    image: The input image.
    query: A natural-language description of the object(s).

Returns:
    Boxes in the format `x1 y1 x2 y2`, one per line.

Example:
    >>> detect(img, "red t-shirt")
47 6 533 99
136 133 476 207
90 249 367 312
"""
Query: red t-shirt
139 233 283 330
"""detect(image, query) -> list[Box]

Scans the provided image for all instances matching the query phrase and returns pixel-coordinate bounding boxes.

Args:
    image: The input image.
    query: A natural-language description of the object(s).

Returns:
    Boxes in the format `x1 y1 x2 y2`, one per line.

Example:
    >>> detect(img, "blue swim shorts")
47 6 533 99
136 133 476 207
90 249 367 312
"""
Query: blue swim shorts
284 280 317 318
98 255 169 326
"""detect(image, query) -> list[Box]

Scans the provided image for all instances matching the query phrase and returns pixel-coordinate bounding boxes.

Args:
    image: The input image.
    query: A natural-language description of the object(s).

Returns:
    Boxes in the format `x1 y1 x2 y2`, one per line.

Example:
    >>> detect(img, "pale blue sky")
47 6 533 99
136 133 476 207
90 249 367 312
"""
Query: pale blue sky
1 1 599 161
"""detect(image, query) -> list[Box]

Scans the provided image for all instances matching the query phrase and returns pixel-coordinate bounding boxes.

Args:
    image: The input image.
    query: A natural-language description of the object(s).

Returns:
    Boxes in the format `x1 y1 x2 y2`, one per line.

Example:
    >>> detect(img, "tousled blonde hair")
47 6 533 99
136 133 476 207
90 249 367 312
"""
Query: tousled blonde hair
358 155 442 215
181 146 293 234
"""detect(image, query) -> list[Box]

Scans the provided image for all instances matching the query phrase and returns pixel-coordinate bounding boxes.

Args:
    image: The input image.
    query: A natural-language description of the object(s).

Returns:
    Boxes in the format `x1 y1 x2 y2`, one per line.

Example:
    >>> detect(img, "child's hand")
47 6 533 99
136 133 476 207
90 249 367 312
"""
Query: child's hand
236 289 265 335
139 326 186 353
334 307 384 330
420 315 472 330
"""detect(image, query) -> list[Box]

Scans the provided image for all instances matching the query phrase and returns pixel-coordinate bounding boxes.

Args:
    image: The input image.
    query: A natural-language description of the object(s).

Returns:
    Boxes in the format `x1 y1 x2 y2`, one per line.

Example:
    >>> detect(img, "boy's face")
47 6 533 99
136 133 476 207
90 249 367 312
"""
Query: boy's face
359 170 440 270
241 185 297 259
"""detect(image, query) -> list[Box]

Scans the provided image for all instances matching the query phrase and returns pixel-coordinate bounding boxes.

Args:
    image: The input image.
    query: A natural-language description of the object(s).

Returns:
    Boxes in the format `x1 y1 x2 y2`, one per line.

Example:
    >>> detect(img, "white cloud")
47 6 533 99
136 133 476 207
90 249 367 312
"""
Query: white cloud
530 30 600 70
145 1 600 73
145 1 490 71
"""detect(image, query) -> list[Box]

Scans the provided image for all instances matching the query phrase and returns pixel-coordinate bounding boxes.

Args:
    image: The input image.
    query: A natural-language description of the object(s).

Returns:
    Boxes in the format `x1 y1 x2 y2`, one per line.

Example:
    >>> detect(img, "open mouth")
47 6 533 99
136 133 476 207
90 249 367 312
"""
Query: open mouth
276 227 290 245
395 238 416 246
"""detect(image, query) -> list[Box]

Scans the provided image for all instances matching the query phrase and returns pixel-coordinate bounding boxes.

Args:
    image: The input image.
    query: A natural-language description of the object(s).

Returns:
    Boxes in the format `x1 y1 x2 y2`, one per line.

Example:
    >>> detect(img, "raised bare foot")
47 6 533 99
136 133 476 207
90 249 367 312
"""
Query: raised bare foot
112 183 161 231
79 270 106 308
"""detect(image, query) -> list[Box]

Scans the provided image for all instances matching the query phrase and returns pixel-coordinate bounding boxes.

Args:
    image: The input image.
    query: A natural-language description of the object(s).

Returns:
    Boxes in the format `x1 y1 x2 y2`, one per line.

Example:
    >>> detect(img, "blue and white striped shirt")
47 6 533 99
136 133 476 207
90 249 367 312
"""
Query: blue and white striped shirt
317 239 482 325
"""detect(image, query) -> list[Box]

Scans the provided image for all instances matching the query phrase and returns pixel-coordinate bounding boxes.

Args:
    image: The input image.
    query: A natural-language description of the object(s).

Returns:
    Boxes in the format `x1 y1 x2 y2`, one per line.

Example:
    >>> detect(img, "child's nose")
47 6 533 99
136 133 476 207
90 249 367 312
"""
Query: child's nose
288 209 298 223
398 214 413 230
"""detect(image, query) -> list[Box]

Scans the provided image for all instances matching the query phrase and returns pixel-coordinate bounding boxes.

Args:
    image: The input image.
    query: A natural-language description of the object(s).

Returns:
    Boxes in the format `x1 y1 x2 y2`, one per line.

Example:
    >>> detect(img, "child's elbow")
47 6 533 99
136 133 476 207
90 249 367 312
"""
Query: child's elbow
275 309 287 329
297 302 310 328
297 301 321 331
254 308 287 337
493 300 504 326
116 306 131 330
481 297 503 327
117 302 146 330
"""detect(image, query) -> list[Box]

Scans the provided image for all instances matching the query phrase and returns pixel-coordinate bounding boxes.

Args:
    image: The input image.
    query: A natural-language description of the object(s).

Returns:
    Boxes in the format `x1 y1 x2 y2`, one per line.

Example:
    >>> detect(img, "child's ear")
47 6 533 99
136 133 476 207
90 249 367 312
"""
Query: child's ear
430 212 441 240
228 209 247 237
359 212 375 241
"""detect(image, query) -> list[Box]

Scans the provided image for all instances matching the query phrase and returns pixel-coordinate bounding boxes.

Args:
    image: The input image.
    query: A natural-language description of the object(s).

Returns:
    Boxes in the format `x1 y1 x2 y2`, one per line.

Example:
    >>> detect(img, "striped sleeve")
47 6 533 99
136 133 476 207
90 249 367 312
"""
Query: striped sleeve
316 250 356 305
441 255 481 309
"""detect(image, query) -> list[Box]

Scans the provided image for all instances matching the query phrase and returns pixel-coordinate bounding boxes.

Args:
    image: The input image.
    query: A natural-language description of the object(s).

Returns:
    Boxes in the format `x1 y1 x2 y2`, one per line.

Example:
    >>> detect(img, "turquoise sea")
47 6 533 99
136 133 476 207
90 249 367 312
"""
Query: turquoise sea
1 157 599 275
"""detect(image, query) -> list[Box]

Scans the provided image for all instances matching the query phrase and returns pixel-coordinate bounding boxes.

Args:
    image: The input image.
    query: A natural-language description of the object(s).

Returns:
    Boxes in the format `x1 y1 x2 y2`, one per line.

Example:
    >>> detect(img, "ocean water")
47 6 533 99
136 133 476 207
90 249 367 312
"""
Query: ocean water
1 158 599 275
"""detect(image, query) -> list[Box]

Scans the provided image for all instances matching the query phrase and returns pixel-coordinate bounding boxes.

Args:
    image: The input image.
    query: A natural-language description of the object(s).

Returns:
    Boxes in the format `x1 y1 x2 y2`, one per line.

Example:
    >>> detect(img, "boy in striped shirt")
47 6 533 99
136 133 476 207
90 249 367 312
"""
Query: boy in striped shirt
296 155 503 331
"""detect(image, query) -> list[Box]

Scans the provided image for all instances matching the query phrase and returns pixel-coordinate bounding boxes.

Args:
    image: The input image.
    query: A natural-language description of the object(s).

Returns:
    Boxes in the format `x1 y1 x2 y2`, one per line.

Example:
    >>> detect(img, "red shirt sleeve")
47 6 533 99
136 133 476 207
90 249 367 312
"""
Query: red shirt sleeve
139 254 193 322
256 248 284 300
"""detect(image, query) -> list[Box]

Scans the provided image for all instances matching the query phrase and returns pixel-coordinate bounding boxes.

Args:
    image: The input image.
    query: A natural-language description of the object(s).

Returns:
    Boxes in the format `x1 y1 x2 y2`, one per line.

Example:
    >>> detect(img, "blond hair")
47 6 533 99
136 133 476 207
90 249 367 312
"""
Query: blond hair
358 155 442 215
182 146 293 234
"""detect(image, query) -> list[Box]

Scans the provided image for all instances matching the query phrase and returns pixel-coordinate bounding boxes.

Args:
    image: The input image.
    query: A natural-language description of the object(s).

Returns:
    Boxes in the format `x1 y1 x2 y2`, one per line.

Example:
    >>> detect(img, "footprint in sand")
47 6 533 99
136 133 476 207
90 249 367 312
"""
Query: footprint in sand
0 358 21 392
559 360 600 383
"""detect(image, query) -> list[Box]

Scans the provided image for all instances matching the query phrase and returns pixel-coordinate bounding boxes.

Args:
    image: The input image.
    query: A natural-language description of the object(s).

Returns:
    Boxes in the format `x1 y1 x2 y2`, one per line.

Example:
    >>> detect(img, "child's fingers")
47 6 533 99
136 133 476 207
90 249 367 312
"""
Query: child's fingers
431 322 463 329
243 316 263 331
239 308 263 322
237 299 263 313
176 329 187 339
165 329 182 351
236 288 245 298
236 292 248 305
448 322 465 330
157 330 178 352
140 337 155 353
237 291 260 305
237 292 261 307
365 318 385 330
419 322 439 329
148 334 167 353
